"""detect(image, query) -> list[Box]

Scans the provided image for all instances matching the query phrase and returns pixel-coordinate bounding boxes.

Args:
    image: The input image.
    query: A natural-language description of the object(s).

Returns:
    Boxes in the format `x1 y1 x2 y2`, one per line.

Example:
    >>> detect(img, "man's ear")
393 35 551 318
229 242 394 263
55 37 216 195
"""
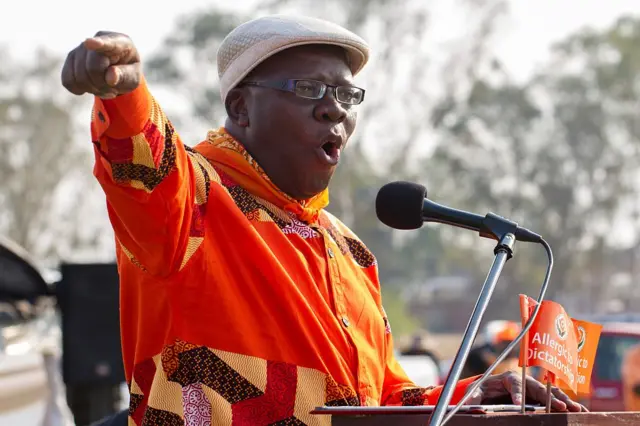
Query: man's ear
225 88 249 127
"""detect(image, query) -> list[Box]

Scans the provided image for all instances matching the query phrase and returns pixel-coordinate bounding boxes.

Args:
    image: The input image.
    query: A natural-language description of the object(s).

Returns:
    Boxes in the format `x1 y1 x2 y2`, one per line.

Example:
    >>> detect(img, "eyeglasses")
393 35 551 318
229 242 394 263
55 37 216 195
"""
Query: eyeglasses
241 79 365 105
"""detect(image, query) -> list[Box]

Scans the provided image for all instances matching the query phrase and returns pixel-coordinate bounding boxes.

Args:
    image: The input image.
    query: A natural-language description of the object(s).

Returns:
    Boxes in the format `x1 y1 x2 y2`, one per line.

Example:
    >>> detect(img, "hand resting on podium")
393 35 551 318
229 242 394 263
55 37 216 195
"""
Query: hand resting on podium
466 371 587 412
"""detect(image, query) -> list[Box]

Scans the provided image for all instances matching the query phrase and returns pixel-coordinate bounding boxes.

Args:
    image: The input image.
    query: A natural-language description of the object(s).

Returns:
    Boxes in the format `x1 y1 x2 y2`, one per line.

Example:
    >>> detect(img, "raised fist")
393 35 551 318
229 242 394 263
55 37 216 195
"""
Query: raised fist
61 31 141 99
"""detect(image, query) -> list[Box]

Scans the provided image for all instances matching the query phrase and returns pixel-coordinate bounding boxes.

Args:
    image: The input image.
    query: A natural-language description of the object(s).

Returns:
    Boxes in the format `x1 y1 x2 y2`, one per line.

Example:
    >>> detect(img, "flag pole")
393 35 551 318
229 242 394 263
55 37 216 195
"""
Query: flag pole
520 297 529 414
521 344 528 413
545 376 553 413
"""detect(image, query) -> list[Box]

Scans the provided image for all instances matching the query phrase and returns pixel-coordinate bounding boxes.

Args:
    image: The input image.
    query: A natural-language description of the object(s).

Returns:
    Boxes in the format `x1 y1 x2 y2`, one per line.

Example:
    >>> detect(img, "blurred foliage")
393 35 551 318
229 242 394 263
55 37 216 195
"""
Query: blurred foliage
432 15 640 307
0 50 97 260
381 286 421 336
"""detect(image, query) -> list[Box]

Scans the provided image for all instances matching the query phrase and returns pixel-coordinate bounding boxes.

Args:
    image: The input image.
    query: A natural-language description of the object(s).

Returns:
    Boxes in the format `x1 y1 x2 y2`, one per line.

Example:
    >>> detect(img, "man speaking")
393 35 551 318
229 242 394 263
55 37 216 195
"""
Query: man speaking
61 15 583 425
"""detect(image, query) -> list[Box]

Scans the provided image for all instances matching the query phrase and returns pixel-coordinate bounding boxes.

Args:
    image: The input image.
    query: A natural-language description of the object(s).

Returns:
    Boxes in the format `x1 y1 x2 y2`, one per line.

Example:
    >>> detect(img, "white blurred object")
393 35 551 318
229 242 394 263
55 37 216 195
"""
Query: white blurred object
397 354 442 388
119 383 130 411
41 351 75 426
23 299 75 426
0 299 74 426
482 320 510 344
37 304 75 426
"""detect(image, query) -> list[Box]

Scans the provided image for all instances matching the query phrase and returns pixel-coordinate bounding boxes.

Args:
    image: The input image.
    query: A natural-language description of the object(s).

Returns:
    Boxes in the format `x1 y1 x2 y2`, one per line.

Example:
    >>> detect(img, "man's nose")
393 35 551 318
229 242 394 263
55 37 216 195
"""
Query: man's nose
313 89 347 123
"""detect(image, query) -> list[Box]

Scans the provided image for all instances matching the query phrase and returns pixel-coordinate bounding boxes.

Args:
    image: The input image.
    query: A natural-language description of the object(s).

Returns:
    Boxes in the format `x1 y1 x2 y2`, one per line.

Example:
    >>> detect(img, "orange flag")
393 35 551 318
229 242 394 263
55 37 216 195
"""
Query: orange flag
570 318 602 395
545 318 602 398
518 295 579 393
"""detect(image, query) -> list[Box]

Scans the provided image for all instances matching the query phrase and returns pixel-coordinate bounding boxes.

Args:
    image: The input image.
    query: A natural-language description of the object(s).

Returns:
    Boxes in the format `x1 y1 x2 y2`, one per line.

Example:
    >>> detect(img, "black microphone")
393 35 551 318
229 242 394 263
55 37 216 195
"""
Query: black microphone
375 181 542 243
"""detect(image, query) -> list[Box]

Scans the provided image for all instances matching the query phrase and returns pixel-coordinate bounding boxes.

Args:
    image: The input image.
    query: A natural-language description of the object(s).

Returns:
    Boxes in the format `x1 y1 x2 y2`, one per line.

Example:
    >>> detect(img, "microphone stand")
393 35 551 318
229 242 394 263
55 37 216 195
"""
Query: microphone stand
427 214 519 426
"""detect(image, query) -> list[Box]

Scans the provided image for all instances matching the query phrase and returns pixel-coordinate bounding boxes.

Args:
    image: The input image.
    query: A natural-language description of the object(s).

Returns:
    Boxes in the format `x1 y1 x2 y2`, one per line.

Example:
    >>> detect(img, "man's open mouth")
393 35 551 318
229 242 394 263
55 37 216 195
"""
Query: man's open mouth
317 140 342 166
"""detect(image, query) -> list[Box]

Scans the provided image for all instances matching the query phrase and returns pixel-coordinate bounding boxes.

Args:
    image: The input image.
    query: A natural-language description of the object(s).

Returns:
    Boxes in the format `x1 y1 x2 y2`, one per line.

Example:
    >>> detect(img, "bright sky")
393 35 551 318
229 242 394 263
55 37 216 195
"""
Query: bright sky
3 0 638 81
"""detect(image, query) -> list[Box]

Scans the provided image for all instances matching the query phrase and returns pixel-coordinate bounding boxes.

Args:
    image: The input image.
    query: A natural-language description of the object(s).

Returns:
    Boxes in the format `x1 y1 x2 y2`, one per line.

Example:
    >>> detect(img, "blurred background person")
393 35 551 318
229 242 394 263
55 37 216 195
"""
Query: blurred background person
621 342 640 411
397 331 444 387
460 321 521 379
401 331 440 360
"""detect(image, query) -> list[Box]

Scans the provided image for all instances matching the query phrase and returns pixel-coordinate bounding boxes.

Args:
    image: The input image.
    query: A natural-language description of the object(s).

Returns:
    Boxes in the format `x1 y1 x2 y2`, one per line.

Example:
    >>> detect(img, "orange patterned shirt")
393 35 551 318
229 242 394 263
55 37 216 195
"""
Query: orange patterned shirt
90 79 476 426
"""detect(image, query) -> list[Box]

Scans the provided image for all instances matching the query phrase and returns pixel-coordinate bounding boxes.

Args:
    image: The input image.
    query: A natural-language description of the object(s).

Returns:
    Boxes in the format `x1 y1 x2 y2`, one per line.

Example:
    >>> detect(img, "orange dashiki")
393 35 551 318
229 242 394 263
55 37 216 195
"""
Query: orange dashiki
90 78 477 426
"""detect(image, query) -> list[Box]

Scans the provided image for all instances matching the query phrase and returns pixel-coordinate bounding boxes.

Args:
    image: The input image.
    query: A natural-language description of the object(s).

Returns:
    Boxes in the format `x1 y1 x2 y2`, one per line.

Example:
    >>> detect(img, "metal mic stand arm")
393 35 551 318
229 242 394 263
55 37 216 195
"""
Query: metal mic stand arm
427 214 519 426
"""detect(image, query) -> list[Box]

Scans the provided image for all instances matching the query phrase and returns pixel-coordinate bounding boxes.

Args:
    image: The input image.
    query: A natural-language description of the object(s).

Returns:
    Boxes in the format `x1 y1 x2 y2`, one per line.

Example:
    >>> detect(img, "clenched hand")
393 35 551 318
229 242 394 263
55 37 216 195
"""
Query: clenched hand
61 31 141 99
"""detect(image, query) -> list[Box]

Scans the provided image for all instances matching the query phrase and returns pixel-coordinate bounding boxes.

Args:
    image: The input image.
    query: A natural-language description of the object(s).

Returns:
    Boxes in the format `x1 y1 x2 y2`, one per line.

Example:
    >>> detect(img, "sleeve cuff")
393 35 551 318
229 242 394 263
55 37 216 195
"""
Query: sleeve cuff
427 375 482 405
92 76 152 140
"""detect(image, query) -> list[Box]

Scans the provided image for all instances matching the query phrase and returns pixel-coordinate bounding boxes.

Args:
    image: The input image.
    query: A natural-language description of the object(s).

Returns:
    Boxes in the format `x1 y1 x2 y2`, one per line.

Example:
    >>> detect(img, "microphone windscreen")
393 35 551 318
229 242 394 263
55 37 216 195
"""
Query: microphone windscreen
375 181 427 230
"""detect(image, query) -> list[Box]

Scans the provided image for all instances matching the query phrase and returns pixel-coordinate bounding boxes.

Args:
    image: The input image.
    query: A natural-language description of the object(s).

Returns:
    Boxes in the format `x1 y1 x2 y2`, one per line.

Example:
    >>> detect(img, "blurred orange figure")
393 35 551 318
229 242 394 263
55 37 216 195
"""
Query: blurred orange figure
494 322 520 344
461 321 522 378
490 322 522 375
621 343 640 411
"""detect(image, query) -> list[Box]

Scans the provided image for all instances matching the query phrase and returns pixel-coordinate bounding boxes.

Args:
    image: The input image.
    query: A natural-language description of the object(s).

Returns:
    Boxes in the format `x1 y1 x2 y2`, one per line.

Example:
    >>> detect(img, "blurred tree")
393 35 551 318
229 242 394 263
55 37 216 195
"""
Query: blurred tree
381 286 421 336
431 15 640 302
0 49 100 261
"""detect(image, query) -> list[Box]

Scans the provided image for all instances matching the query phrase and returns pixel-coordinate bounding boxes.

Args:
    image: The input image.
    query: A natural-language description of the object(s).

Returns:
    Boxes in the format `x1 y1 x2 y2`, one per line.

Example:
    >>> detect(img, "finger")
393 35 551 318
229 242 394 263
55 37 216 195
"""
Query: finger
84 33 139 64
85 49 111 89
533 383 566 412
506 375 524 405
105 63 141 92
549 395 568 412
551 387 581 412
523 376 548 402
61 50 84 95
466 387 483 405
522 376 568 411
73 48 101 95
84 34 123 54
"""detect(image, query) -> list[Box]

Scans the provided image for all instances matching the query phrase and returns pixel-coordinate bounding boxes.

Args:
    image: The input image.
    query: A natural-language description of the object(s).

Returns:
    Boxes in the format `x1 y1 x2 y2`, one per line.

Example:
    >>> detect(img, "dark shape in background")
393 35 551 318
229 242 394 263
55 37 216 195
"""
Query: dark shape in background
0 236 50 302
57 262 125 425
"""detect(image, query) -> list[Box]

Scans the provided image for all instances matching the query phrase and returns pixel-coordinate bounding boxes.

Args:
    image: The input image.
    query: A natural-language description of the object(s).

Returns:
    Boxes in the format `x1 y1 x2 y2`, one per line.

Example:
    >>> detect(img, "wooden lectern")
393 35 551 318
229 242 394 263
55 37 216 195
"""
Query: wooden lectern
313 408 640 426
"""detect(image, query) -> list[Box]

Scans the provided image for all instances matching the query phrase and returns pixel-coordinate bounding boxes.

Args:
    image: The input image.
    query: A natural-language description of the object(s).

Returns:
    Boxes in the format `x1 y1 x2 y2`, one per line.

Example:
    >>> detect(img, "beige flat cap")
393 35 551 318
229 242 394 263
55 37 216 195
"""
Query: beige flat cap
217 14 370 103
